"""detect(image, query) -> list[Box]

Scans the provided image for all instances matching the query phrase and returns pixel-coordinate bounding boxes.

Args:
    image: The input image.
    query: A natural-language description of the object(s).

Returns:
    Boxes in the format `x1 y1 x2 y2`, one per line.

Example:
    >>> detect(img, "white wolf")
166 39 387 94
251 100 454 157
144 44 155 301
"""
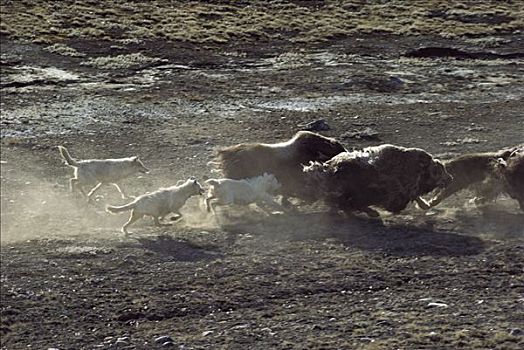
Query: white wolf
204 173 282 216
106 177 204 234
58 145 149 201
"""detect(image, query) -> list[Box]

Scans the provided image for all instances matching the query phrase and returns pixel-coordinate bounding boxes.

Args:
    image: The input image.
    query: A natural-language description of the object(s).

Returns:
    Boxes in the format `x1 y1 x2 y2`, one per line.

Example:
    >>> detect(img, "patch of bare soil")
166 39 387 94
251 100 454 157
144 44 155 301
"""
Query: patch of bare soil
1 1 524 349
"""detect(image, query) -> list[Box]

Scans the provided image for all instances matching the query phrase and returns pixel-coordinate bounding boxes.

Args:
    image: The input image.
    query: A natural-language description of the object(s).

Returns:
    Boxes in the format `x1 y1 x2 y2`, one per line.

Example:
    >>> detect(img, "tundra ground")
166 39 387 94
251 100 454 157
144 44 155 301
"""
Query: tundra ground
1 1 523 349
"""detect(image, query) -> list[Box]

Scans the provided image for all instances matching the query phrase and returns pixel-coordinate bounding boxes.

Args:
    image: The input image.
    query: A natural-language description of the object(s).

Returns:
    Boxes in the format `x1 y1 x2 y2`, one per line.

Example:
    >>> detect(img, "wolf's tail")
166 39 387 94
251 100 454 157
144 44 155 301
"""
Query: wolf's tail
106 202 136 214
58 146 78 166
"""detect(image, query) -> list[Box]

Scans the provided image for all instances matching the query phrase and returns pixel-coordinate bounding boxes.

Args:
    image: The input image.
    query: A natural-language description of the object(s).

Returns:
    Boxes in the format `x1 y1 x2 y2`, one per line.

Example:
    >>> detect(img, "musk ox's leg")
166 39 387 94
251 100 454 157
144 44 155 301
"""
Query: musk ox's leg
428 183 461 207
518 199 524 212
281 196 293 208
154 216 164 226
171 211 183 222
361 207 380 218
260 194 285 213
415 197 431 210
280 196 300 213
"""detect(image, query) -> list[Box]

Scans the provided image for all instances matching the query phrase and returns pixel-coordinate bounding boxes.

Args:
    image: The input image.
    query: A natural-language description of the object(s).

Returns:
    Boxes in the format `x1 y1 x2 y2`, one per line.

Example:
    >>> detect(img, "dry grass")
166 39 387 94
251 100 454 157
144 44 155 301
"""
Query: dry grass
1 0 523 46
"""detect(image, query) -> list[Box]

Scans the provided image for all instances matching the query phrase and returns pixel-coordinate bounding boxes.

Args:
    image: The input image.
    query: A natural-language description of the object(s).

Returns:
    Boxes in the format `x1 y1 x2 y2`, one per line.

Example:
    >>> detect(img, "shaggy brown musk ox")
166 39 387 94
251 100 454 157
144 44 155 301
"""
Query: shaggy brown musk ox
494 147 524 211
303 144 452 216
423 145 523 208
210 131 346 203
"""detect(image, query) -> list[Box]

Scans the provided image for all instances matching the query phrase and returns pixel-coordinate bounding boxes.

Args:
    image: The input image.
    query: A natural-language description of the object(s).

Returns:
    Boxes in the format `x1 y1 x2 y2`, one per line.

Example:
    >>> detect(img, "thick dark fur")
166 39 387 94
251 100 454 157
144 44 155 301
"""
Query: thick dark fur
426 145 522 208
495 148 524 211
211 131 346 201
303 144 452 215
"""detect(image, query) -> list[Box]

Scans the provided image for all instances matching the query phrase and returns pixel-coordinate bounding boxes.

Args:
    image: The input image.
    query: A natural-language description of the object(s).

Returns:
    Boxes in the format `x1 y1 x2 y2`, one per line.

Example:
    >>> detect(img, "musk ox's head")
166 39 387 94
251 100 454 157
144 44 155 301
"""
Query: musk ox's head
428 159 453 189
415 149 453 195
294 131 346 162
183 177 205 195
130 156 150 174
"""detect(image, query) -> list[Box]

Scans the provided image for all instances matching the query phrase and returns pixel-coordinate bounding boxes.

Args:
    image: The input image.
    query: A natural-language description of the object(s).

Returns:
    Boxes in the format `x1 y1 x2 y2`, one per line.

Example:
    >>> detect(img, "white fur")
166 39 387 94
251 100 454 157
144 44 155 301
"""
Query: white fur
205 173 282 215
106 177 204 234
58 145 149 200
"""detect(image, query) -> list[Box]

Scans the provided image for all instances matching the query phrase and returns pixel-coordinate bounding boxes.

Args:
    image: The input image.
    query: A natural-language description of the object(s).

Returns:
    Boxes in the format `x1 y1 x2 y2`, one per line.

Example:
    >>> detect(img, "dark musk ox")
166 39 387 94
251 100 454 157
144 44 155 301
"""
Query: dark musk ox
494 148 524 211
209 131 347 203
422 145 523 208
303 144 453 216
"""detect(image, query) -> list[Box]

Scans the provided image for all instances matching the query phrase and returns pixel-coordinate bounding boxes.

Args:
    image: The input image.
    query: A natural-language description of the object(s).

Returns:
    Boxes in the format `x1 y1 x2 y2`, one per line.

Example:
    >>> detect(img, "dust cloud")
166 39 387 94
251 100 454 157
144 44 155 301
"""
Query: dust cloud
0 167 124 243
1 158 522 245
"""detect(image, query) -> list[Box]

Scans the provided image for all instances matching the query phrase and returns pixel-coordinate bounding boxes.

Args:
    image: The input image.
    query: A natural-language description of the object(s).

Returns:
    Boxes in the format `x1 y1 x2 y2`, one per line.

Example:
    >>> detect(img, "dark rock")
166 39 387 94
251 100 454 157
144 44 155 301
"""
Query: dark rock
405 47 524 60
116 310 145 322
155 335 173 344
300 119 330 131
343 75 405 92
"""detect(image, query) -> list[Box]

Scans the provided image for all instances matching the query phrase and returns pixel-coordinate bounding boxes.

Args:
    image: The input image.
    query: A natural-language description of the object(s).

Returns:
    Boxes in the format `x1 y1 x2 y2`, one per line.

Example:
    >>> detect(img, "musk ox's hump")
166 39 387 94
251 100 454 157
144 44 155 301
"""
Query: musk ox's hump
327 151 366 162
296 130 345 148
371 145 435 168
268 130 345 159
323 152 378 178
293 130 339 145
216 144 277 178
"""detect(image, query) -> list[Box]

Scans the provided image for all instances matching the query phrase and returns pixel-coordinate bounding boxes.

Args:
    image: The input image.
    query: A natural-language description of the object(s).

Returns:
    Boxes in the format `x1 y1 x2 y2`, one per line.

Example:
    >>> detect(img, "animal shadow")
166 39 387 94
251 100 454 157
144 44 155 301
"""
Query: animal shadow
223 211 487 257
135 234 223 262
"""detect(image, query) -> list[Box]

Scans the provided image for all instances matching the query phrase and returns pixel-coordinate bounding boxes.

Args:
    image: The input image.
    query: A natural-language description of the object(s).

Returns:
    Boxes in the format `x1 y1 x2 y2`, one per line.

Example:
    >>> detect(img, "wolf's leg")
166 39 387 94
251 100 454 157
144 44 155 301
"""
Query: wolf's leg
472 178 502 206
205 195 216 212
112 183 127 199
208 200 218 216
70 178 87 197
122 210 142 235
87 183 103 201
69 178 77 192
208 201 222 225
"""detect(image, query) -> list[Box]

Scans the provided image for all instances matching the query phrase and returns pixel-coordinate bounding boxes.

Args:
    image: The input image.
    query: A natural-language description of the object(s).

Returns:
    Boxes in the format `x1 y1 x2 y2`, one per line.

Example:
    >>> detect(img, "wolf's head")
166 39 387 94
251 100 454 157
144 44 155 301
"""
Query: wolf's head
130 156 150 174
188 177 205 195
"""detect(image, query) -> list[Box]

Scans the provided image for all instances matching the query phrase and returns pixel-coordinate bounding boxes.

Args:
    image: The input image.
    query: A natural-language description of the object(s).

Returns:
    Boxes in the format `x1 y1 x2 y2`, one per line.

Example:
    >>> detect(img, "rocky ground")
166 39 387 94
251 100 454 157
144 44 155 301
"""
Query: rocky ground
1 1 524 349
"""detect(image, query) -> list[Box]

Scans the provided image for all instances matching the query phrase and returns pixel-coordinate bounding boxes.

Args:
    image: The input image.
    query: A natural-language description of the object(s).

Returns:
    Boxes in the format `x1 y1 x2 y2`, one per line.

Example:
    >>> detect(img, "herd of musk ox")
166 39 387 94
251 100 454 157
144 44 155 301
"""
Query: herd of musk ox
211 131 523 216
